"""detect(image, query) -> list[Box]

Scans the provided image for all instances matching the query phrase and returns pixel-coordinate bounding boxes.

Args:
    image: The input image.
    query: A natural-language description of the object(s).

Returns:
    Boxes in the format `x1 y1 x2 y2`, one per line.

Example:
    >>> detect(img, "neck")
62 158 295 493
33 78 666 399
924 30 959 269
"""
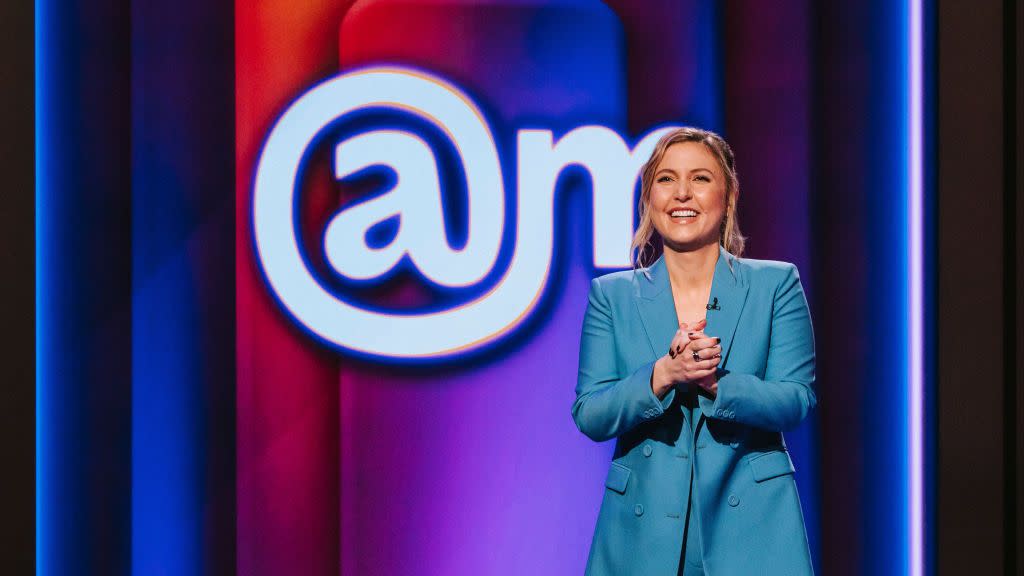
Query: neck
662 242 718 292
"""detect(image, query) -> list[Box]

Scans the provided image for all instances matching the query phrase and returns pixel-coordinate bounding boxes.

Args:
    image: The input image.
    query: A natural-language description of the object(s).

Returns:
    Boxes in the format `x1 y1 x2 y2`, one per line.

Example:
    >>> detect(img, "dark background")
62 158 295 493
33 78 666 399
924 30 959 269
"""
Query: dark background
1 0 35 572
2 0 1021 574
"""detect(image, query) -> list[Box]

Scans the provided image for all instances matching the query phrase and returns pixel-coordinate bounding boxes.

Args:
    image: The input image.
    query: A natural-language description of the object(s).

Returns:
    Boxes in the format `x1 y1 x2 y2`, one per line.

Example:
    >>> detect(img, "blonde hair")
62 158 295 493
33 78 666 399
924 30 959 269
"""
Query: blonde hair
630 127 747 269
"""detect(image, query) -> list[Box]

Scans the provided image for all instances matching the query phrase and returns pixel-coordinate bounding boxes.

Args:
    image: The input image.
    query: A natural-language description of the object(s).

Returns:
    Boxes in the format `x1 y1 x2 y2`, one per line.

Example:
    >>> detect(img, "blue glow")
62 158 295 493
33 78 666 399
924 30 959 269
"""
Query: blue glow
861 0 922 572
130 262 202 574
35 0 45 571
907 0 927 573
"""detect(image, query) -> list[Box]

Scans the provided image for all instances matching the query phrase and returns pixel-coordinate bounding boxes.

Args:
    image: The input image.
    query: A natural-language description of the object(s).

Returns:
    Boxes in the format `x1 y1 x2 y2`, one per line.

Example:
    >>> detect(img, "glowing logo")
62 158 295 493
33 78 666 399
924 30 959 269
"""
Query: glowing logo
253 66 676 359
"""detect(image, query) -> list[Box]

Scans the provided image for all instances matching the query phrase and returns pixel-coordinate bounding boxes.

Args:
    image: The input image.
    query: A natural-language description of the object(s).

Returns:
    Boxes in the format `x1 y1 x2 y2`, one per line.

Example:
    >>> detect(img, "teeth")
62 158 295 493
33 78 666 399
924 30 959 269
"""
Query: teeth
671 210 697 218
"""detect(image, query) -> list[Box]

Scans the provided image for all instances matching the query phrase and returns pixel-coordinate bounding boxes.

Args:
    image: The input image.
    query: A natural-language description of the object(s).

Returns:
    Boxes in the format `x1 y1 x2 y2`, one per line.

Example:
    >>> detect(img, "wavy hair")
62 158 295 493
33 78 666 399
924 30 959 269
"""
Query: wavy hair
630 127 747 270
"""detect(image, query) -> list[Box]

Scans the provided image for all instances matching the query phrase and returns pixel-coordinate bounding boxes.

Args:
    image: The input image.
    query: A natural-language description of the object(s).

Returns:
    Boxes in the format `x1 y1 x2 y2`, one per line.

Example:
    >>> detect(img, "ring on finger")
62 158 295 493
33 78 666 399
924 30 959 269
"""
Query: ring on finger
691 350 700 362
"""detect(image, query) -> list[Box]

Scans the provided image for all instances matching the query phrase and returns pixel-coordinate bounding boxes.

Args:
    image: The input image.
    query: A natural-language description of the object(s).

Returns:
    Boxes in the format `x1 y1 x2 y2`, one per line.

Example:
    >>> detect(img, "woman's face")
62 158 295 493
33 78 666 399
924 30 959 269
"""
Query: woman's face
648 141 728 252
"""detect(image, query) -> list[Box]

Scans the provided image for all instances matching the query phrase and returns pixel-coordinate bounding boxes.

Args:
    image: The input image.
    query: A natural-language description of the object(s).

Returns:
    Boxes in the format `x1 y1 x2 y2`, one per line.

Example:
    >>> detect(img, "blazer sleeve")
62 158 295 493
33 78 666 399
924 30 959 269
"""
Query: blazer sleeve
572 277 677 442
698 263 817 432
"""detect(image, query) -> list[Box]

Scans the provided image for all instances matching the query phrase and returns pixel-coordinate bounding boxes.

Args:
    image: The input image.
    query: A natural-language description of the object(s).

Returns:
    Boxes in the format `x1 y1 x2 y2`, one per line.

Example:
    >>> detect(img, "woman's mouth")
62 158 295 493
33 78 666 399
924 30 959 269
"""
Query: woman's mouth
668 209 699 222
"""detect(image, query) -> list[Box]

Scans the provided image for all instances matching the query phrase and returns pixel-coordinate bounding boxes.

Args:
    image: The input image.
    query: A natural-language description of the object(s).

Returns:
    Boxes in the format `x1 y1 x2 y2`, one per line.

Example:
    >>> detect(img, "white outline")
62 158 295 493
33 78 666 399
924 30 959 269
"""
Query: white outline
253 66 677 359
908 0 925 574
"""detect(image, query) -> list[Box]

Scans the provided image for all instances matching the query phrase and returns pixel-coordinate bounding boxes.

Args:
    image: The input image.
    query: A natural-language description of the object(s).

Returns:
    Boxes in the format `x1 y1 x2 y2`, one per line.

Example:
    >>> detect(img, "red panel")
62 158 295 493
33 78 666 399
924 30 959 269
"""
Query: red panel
235 3 358 575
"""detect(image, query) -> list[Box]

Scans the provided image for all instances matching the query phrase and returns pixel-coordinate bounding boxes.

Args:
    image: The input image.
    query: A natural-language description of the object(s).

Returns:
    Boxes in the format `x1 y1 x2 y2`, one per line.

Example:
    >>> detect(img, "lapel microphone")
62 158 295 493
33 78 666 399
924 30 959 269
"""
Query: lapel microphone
706 297 721 311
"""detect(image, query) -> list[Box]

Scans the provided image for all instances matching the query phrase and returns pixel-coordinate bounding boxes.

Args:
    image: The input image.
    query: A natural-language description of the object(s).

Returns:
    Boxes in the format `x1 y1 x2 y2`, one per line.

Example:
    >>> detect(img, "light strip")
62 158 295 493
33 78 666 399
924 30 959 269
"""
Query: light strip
908 0 925 575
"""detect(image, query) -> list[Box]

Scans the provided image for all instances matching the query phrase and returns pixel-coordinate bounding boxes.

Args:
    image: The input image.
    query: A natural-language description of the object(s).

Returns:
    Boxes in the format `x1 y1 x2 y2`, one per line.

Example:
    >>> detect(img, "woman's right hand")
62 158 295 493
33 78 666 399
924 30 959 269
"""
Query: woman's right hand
651 319 722 399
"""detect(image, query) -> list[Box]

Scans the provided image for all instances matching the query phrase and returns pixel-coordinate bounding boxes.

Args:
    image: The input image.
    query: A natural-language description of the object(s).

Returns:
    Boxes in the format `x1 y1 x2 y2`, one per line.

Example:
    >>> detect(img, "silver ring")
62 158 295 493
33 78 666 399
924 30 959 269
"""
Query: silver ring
691 350 700 362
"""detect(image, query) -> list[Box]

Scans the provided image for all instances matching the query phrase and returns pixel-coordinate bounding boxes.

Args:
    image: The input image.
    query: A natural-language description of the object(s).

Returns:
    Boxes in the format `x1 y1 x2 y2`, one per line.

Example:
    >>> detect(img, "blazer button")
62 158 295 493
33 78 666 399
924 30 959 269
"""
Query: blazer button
728 494 739 507
729 441 740 449
642 444 653 457
634 504 644 516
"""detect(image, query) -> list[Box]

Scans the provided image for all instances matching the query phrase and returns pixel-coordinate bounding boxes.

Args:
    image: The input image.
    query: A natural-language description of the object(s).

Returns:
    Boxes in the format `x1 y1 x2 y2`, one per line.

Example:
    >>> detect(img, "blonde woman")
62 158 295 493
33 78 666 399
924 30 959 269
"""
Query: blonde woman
573 127 816 575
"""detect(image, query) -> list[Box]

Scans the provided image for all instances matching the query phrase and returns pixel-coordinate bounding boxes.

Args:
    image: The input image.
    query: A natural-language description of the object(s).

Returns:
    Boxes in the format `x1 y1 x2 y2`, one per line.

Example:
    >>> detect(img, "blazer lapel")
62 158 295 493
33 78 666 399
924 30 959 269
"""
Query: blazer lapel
704 244 749 367
633 245 750 424
633 256 681 359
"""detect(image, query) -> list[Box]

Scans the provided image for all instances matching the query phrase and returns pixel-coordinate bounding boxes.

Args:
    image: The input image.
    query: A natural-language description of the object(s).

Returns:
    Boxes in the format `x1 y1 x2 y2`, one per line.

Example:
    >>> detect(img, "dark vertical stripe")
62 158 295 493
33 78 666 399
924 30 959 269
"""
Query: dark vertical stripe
720 1 819 572
36 0 133 574
1003 0 1019 572
1015 0 1024 569
0 0 35 573
811 2 869 573
936 0 1007 572
129 0 236 573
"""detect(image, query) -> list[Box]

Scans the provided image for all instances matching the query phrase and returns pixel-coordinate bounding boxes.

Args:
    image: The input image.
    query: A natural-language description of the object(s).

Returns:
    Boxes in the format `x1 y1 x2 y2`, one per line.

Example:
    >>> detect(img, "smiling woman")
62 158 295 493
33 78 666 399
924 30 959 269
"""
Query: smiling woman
631 128 746 271
574 127 817 575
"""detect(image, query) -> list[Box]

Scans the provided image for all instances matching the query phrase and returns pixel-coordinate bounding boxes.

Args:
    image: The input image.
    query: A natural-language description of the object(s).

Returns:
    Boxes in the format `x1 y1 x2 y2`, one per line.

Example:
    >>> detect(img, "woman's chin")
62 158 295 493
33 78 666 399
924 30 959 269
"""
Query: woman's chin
662 235 713 253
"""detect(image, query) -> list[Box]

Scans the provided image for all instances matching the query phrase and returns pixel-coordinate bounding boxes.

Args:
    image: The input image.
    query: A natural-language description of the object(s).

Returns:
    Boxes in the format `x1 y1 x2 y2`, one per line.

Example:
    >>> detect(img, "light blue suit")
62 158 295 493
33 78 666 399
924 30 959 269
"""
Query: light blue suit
573 244 816 575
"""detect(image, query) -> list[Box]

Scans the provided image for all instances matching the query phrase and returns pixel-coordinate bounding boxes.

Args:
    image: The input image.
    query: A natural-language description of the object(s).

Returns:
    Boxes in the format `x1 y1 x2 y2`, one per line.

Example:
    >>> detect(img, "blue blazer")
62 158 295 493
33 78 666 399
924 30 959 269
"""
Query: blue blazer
573 244 816 575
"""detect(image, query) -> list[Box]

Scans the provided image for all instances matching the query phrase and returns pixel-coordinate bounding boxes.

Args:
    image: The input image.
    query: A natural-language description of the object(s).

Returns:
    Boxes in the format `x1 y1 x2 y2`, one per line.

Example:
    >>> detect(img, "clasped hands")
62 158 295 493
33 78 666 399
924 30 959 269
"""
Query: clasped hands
650 318 722 401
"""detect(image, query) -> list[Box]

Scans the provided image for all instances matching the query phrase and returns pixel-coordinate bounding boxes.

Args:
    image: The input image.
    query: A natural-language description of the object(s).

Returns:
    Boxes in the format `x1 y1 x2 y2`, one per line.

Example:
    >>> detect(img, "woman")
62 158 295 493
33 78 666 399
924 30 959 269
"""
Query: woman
573 127 816 575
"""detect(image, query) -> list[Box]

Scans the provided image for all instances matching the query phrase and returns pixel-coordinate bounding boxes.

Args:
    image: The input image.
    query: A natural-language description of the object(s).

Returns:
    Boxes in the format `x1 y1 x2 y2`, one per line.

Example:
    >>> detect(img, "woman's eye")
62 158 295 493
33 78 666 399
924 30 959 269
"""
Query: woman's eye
657 176 673 183
695 175 711 182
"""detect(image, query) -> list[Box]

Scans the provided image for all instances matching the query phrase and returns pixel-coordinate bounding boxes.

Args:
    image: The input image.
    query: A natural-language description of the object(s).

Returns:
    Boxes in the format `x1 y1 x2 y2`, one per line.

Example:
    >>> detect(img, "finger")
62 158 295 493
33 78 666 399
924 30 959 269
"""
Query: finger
691 335 722 350
686 346 722 365
683 338 719 357
668 334 683 357
670 329 697 355
676 331 707 354
669 332 691 358
685 367 717 383
703 355 721 368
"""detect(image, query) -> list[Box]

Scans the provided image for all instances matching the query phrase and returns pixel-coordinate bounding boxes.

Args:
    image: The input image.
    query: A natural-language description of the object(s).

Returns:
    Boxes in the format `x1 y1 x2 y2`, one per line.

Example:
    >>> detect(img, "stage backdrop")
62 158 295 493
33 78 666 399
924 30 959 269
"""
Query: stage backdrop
234 1 817 575
37 0 934 573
